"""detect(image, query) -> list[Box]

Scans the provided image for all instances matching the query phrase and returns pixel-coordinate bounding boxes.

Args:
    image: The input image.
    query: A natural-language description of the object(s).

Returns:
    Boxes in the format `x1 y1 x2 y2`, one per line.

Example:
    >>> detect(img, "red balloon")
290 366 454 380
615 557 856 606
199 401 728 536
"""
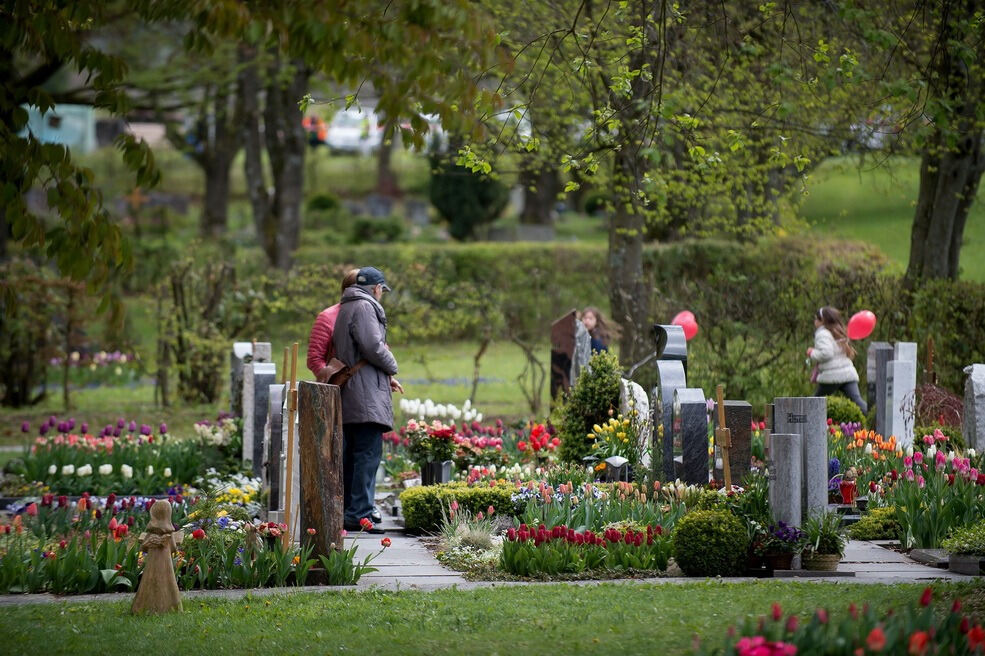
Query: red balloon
672 311 699 341
846 310 877 340
672 310 695 326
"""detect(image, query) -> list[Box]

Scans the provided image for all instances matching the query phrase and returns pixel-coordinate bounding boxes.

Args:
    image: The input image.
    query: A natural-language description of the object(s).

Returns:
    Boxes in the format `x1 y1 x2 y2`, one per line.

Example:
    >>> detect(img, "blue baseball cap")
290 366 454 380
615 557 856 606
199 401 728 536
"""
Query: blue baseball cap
356 266 391 292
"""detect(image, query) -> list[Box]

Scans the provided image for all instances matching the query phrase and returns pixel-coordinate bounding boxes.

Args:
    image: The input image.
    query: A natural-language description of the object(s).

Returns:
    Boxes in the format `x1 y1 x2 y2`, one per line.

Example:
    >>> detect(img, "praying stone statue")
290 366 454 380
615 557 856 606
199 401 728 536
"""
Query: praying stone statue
131 500 182 615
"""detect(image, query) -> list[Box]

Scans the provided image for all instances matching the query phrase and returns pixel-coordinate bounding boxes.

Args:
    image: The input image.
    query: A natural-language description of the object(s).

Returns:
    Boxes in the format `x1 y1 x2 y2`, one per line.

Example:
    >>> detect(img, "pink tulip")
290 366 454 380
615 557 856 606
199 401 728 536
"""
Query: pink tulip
914 451 924 464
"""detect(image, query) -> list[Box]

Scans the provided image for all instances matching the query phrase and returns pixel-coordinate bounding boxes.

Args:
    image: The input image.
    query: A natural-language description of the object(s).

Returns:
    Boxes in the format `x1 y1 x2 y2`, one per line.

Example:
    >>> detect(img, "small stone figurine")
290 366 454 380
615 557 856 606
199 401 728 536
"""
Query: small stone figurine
131 499 183 614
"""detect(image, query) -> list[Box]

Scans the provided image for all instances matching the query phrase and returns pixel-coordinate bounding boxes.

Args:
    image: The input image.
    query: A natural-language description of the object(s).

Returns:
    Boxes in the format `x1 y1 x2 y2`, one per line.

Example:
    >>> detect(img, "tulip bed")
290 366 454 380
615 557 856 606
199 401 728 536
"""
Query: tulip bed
694 587 985 656
501 523 671 575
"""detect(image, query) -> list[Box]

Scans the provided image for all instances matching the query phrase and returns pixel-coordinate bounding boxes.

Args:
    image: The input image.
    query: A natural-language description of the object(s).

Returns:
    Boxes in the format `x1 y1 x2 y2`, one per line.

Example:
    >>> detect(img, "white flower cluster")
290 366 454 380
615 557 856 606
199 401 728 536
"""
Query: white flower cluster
399 397 483 423
194 418 238 447
55 463 159 479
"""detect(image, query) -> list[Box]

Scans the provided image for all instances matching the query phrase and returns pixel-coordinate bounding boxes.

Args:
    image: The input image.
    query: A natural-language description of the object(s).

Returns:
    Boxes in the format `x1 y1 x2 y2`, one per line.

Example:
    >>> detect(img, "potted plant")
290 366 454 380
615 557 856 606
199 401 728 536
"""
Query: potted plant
801 511 846 571
942 521 985 575
404 419 456 485
758 522 805 570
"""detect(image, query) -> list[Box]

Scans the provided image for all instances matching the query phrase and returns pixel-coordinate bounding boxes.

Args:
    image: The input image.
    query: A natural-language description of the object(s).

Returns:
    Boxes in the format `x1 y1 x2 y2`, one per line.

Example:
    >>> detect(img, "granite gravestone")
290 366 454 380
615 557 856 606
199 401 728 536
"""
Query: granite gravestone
873 345 895 437
673 388 708 485
713 400 752 485
768 433 803 528
550 311 577 401
243 362 276 477
964 364 985 451
230 342 253 417
653 324 688 376
239 342 272 460
886 358 916 447
653 360 687 481
265 384 286 511
773 397 827 520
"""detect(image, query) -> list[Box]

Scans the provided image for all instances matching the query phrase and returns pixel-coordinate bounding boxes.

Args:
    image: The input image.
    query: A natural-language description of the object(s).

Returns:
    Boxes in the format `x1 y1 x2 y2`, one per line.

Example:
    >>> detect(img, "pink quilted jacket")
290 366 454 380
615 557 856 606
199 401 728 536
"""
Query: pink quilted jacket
306 304 341 378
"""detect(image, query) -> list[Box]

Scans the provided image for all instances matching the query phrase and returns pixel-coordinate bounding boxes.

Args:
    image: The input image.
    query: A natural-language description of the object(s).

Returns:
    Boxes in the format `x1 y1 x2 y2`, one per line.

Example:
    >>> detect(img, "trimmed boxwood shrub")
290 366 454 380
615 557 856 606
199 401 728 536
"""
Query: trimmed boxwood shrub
672 510 748 576
848 506 900 541
399 483 519 534
827 394 866 427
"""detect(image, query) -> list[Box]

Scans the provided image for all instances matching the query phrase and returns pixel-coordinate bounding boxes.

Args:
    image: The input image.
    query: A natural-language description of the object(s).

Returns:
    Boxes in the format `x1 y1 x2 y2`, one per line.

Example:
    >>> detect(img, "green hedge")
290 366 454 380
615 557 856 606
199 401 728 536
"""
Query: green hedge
672 509 749 576
399 483 520 534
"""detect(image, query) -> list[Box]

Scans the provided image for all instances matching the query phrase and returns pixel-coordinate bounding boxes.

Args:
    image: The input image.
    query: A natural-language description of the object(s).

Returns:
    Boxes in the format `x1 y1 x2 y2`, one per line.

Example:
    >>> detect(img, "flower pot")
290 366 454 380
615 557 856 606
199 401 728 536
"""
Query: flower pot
948 554 985 576
764 552 794 571
802 552 841 571
420 460 452 486
839 480 857 505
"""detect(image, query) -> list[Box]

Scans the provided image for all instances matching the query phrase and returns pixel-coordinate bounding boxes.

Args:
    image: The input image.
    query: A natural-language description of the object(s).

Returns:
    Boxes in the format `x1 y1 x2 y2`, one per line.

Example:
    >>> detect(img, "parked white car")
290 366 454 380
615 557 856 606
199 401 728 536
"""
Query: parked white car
325 107 382 156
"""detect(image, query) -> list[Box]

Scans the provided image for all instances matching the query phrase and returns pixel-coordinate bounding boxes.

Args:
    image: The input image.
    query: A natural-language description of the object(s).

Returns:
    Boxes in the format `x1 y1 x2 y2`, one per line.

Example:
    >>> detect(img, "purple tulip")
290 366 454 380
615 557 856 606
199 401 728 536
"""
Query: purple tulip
68 418 75 430
139 424 151 436
116 418 125 429
49 415 57 425
20 422 29 433
57 422 67 433
159 422 168 435
39 425 49 436
80 422 88 434
128 420 137 432
112 427 121 437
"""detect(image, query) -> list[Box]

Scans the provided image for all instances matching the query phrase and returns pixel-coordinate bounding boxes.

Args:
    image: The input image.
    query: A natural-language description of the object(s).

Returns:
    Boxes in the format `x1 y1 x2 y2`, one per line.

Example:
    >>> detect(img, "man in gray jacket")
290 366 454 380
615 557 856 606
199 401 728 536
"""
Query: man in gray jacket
333 266 403 533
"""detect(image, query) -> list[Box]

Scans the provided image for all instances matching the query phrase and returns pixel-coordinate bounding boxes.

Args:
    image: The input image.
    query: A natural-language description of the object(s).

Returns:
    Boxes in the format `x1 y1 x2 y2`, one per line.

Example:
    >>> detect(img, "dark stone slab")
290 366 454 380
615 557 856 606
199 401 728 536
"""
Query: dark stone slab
230 342 252 417
713 401 752 485
674 388 708 485
652 324 687 376
267 384 285 511
769 434 802 528
250 363 276 478
949 554 985 576
909 549 949 568
867 342 893 410
874 345 894 437
298 381 343 559
550 310 577 401
653 360 687 481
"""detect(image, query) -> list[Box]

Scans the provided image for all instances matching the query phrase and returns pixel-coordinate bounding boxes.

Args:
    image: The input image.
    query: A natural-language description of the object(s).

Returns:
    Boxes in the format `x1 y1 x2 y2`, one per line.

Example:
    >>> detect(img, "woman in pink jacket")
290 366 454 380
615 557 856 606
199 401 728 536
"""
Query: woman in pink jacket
306 269 360 381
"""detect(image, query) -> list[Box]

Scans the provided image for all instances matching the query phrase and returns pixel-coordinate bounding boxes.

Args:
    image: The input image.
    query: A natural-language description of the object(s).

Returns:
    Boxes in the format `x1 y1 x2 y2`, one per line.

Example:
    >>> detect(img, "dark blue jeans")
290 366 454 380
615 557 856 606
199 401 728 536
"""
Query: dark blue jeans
815 381 868 415
342 422 384 525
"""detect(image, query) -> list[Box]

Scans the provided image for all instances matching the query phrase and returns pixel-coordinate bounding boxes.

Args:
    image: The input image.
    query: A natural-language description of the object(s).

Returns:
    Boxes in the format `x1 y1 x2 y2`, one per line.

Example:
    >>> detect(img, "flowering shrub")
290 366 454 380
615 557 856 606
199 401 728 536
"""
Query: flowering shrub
588 413 640 464
46 350 141 388
403 418 457 467
754 522 805 556
501 523 671 575
693 589 985 656
515 422 560 462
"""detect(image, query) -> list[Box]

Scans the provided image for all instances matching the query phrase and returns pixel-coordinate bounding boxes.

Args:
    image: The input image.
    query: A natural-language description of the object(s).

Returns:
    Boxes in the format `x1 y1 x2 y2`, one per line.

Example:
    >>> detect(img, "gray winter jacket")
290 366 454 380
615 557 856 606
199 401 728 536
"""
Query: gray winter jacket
332 286 399 428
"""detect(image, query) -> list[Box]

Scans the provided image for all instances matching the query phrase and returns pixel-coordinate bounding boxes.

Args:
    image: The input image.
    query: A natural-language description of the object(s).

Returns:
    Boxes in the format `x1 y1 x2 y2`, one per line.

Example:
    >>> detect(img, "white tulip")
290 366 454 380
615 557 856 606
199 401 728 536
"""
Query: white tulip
905 446 914 457
48 464 57 475
164 467 172 478
62 464 75 476
475 413 483 423
969 449 977 458
98 464 113 476
864 443 872 455
947 451 955 463
121 464 133 479
927 445 938 459
146 465 154 476
77 464 92 476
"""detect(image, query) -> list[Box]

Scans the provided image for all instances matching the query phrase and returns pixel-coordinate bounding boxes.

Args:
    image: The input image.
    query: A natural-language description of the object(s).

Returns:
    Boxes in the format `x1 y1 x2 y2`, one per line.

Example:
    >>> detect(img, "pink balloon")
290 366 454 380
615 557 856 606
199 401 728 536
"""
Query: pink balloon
672 312 699 340
846 310 877 340
672 310 695 326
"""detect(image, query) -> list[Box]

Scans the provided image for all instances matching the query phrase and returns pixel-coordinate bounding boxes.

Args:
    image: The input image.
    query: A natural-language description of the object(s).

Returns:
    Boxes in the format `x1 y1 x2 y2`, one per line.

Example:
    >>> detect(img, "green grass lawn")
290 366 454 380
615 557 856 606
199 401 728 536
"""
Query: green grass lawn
801 156 985 282
0 581 978 655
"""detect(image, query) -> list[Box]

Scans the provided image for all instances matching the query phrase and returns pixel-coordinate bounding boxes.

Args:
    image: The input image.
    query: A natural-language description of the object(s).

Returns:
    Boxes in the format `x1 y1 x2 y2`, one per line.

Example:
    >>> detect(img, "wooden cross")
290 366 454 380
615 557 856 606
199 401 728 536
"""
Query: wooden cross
124 186 148 211
715 383 732 491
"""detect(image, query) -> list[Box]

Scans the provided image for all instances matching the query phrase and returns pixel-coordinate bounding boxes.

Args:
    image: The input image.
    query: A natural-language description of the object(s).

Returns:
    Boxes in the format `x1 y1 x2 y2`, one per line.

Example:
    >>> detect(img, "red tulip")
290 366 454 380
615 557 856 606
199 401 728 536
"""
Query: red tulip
866 627 886 652
25 503 38 517
191 528 206 540
380 537 391 548
919 586 932 607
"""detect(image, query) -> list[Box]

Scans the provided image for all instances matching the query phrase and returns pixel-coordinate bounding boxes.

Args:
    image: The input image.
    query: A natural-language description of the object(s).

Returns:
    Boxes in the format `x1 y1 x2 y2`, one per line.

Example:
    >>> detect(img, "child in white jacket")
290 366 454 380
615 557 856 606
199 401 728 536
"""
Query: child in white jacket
808 306 867 414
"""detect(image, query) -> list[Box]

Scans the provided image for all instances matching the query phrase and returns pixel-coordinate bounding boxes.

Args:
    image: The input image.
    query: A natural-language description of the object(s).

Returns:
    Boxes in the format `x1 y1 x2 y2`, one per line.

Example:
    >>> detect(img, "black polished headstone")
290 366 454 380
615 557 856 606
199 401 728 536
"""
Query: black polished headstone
653 360 687 480
674 388 708 485
867 342 893 414
713 400 752 485
267 384 285 511
250 363 277 478
653 324 688 376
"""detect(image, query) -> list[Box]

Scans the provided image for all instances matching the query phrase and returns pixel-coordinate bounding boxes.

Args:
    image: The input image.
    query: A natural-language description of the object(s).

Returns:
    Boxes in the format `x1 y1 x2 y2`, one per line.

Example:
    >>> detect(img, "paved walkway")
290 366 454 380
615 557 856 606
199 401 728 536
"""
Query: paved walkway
0 533 974 607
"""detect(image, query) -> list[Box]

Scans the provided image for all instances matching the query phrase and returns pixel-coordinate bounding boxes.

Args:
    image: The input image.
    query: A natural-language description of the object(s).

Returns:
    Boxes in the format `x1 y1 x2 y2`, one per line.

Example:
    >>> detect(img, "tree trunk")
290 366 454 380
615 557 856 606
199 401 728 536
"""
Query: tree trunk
519 164 559 225
199 86 240 237
239 47 276 263
376 130 400 196
262 56 310 271
906 131 985 283
201 154 233 237
608 148 651 368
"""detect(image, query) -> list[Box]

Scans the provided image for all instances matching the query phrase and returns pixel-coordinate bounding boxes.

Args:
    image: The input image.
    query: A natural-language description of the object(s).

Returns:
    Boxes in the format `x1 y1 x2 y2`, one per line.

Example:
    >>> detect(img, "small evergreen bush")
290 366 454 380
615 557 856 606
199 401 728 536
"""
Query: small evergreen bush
672 510 748 576
399 483 517 534
942 521 985 556
848 506 900 541
555 350 622 464
826 394 866 427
